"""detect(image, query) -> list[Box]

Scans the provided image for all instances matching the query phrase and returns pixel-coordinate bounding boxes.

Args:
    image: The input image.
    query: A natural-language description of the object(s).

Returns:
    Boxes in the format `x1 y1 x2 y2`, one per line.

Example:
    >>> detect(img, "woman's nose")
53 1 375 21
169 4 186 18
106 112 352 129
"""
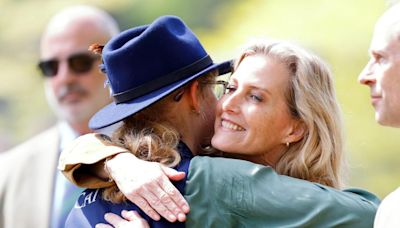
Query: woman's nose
221 91 241 114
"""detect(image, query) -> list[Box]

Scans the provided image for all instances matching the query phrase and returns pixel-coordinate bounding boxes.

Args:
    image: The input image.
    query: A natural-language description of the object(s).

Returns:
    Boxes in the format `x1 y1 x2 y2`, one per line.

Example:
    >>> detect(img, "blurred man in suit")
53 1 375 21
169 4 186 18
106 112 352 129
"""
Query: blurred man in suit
358 2 400 228
0 5 119 228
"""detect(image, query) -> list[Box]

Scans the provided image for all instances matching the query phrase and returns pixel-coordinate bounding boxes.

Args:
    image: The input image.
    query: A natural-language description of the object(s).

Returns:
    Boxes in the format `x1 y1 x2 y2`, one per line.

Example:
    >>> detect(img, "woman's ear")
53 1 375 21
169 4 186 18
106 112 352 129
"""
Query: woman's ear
284 120 306 144
188 81 201 112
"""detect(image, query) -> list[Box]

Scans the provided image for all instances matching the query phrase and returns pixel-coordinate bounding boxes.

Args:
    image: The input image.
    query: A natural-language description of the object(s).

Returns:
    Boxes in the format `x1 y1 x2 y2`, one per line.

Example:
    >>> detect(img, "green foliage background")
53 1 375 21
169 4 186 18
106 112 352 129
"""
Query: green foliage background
1 0 399 198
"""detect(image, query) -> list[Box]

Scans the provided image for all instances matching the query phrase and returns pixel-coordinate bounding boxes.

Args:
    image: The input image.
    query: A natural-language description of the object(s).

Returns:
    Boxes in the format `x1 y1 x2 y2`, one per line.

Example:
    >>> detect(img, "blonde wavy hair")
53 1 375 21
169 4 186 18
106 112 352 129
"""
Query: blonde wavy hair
102 72 217 203
235 40 346 189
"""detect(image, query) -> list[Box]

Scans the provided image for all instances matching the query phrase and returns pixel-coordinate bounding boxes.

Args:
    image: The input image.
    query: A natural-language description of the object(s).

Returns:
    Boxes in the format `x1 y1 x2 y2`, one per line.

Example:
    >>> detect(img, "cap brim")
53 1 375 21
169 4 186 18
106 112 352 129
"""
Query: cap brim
89 60 232 130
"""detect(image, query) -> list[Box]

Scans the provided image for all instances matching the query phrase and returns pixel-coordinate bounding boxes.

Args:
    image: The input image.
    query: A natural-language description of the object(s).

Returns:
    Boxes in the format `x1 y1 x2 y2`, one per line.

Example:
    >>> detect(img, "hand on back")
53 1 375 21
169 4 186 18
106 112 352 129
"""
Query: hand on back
106 152 190 222
95 210 149 228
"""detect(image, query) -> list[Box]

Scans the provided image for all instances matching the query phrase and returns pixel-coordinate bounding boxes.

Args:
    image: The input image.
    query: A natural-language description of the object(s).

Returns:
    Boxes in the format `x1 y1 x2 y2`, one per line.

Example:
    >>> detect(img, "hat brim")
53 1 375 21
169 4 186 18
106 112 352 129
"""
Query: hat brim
89 60 232 130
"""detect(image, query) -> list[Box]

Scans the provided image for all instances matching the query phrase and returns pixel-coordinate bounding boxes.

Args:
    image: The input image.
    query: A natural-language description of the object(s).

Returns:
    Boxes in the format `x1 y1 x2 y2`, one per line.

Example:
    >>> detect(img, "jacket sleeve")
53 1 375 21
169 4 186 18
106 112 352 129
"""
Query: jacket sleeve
185 156 380 228
58 133 129 188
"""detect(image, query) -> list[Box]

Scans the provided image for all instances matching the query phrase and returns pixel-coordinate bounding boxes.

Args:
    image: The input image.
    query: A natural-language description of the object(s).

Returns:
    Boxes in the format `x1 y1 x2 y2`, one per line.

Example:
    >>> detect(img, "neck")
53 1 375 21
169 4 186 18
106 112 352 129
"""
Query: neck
179 127 199 155
68 122 92 135
224 148 285 168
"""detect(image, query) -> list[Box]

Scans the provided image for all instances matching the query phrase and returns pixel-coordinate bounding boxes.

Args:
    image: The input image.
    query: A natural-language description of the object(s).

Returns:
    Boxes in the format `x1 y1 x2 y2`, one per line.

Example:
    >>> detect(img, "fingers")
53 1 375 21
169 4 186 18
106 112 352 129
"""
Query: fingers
148 183 183 222
98 211 150 228
128 195 160 221
122 210 150 228
160 167 190 213
107 155 189 223
139 186 178 222
155 176 190 221
121 210 140 220
121 210 149 228
95 224 113 228
102 213 129 228
126 166 189 222
162 166 186 181
159 166 190 214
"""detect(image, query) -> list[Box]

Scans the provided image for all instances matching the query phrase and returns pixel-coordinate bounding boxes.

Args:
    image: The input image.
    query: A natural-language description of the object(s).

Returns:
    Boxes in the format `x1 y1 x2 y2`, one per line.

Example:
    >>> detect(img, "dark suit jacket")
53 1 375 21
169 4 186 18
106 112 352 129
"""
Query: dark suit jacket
0 126 59 228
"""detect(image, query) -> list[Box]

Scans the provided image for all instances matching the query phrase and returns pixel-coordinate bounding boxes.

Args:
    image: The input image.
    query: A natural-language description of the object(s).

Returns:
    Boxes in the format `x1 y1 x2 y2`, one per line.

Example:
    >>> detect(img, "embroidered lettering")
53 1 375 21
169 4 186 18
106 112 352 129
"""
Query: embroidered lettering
74 189 100 208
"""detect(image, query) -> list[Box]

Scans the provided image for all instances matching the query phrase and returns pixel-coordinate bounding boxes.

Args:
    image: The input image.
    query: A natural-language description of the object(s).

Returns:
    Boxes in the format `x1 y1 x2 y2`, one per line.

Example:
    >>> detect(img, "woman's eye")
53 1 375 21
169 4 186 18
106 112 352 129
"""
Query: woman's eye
225 85 236 94
250 94 263 102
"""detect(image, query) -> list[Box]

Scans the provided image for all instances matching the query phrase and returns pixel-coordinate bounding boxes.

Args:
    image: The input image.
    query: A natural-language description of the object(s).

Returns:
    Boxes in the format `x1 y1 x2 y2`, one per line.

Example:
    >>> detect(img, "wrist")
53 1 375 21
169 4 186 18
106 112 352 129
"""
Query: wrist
104 156 116 182
105 152 138 180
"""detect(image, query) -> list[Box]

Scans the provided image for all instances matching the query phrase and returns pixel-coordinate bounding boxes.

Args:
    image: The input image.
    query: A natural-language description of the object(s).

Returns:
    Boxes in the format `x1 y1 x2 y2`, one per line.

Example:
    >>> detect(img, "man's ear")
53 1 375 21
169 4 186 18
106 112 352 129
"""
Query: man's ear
284 120 306 144
188 81 201 112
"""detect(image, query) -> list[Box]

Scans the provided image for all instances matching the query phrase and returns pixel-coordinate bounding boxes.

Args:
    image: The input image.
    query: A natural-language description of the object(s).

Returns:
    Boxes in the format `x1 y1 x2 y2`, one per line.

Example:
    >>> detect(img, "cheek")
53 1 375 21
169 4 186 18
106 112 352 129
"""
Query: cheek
48 79 59 93
82 73 106 92
248 117 274 148
246 106 270 130
215 98 225 115
380 70 396 92
202 94 217 123
249 109 290 142
205 108 216 127
44 80 57 98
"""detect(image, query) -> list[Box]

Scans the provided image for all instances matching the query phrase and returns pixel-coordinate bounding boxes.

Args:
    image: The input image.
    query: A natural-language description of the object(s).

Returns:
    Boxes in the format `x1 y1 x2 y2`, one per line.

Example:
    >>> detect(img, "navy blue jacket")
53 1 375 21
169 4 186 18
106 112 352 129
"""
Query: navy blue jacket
65 142 192 228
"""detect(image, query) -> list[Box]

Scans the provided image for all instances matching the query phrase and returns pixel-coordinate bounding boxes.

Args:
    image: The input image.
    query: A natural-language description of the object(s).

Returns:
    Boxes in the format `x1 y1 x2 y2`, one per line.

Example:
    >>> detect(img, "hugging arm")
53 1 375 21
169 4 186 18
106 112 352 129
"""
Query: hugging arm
185 156 380 227
60 134 379 227
58 133 189 222
78 155 379 228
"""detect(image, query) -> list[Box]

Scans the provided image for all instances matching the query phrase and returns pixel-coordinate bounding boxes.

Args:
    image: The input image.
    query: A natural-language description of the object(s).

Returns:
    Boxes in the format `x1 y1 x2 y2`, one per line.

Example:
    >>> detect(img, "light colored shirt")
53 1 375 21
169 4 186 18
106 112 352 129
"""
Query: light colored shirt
374 187 400 228
50 122 83 228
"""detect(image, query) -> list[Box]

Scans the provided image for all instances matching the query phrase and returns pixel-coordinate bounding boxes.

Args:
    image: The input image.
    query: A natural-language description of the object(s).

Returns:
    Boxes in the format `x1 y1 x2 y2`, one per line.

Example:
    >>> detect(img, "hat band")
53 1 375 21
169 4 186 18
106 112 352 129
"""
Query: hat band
113 55 213 104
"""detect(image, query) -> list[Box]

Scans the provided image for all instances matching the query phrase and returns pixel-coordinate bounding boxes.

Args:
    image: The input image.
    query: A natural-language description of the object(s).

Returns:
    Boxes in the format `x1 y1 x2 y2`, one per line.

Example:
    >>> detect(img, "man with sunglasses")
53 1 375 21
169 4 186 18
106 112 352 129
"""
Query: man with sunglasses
0 5 119 228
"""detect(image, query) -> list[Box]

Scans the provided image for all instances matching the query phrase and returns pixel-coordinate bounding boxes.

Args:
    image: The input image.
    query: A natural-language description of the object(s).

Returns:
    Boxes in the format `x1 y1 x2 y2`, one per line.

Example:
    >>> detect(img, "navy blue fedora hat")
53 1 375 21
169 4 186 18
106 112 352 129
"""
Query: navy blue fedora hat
89 15 232 130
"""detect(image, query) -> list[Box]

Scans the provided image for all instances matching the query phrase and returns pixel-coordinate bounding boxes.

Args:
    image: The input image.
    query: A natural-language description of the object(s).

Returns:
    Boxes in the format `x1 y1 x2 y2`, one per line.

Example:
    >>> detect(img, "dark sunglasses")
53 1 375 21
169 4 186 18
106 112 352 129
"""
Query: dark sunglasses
38 53 99 77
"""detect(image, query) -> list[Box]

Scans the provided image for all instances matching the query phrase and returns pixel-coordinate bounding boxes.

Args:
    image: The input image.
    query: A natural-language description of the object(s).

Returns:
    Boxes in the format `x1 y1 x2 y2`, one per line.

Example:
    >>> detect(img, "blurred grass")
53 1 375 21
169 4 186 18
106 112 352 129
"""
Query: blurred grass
1 0 399 198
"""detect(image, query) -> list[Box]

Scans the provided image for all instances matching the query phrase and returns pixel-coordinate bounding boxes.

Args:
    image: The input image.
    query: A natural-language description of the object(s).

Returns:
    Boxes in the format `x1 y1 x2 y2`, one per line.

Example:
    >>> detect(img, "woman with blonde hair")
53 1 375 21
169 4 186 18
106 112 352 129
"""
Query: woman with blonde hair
62 16 378 228
212 39 345 189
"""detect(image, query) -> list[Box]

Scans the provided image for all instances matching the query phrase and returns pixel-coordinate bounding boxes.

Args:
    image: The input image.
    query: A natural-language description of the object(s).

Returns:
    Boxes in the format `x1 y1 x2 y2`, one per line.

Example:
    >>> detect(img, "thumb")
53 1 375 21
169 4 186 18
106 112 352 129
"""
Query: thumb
95 224 112 228
161 166 186 181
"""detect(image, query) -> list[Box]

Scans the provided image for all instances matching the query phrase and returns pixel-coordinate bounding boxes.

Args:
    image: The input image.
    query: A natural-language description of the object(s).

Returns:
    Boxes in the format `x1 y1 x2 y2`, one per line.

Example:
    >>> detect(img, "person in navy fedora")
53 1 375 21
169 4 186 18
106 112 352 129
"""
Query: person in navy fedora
64 15 231 228
88 15 231 130
62 16 379 227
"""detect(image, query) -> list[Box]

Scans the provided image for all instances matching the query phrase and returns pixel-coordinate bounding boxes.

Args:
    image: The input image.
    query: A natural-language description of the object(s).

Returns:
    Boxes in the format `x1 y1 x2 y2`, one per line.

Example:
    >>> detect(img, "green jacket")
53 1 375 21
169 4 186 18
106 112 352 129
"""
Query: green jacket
186 156 380 228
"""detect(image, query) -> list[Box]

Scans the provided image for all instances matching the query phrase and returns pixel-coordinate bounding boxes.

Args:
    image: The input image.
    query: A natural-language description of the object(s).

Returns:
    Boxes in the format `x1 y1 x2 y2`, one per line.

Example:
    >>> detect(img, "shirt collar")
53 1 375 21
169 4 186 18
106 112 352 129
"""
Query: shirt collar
58 122 79 151
177 141 194 159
